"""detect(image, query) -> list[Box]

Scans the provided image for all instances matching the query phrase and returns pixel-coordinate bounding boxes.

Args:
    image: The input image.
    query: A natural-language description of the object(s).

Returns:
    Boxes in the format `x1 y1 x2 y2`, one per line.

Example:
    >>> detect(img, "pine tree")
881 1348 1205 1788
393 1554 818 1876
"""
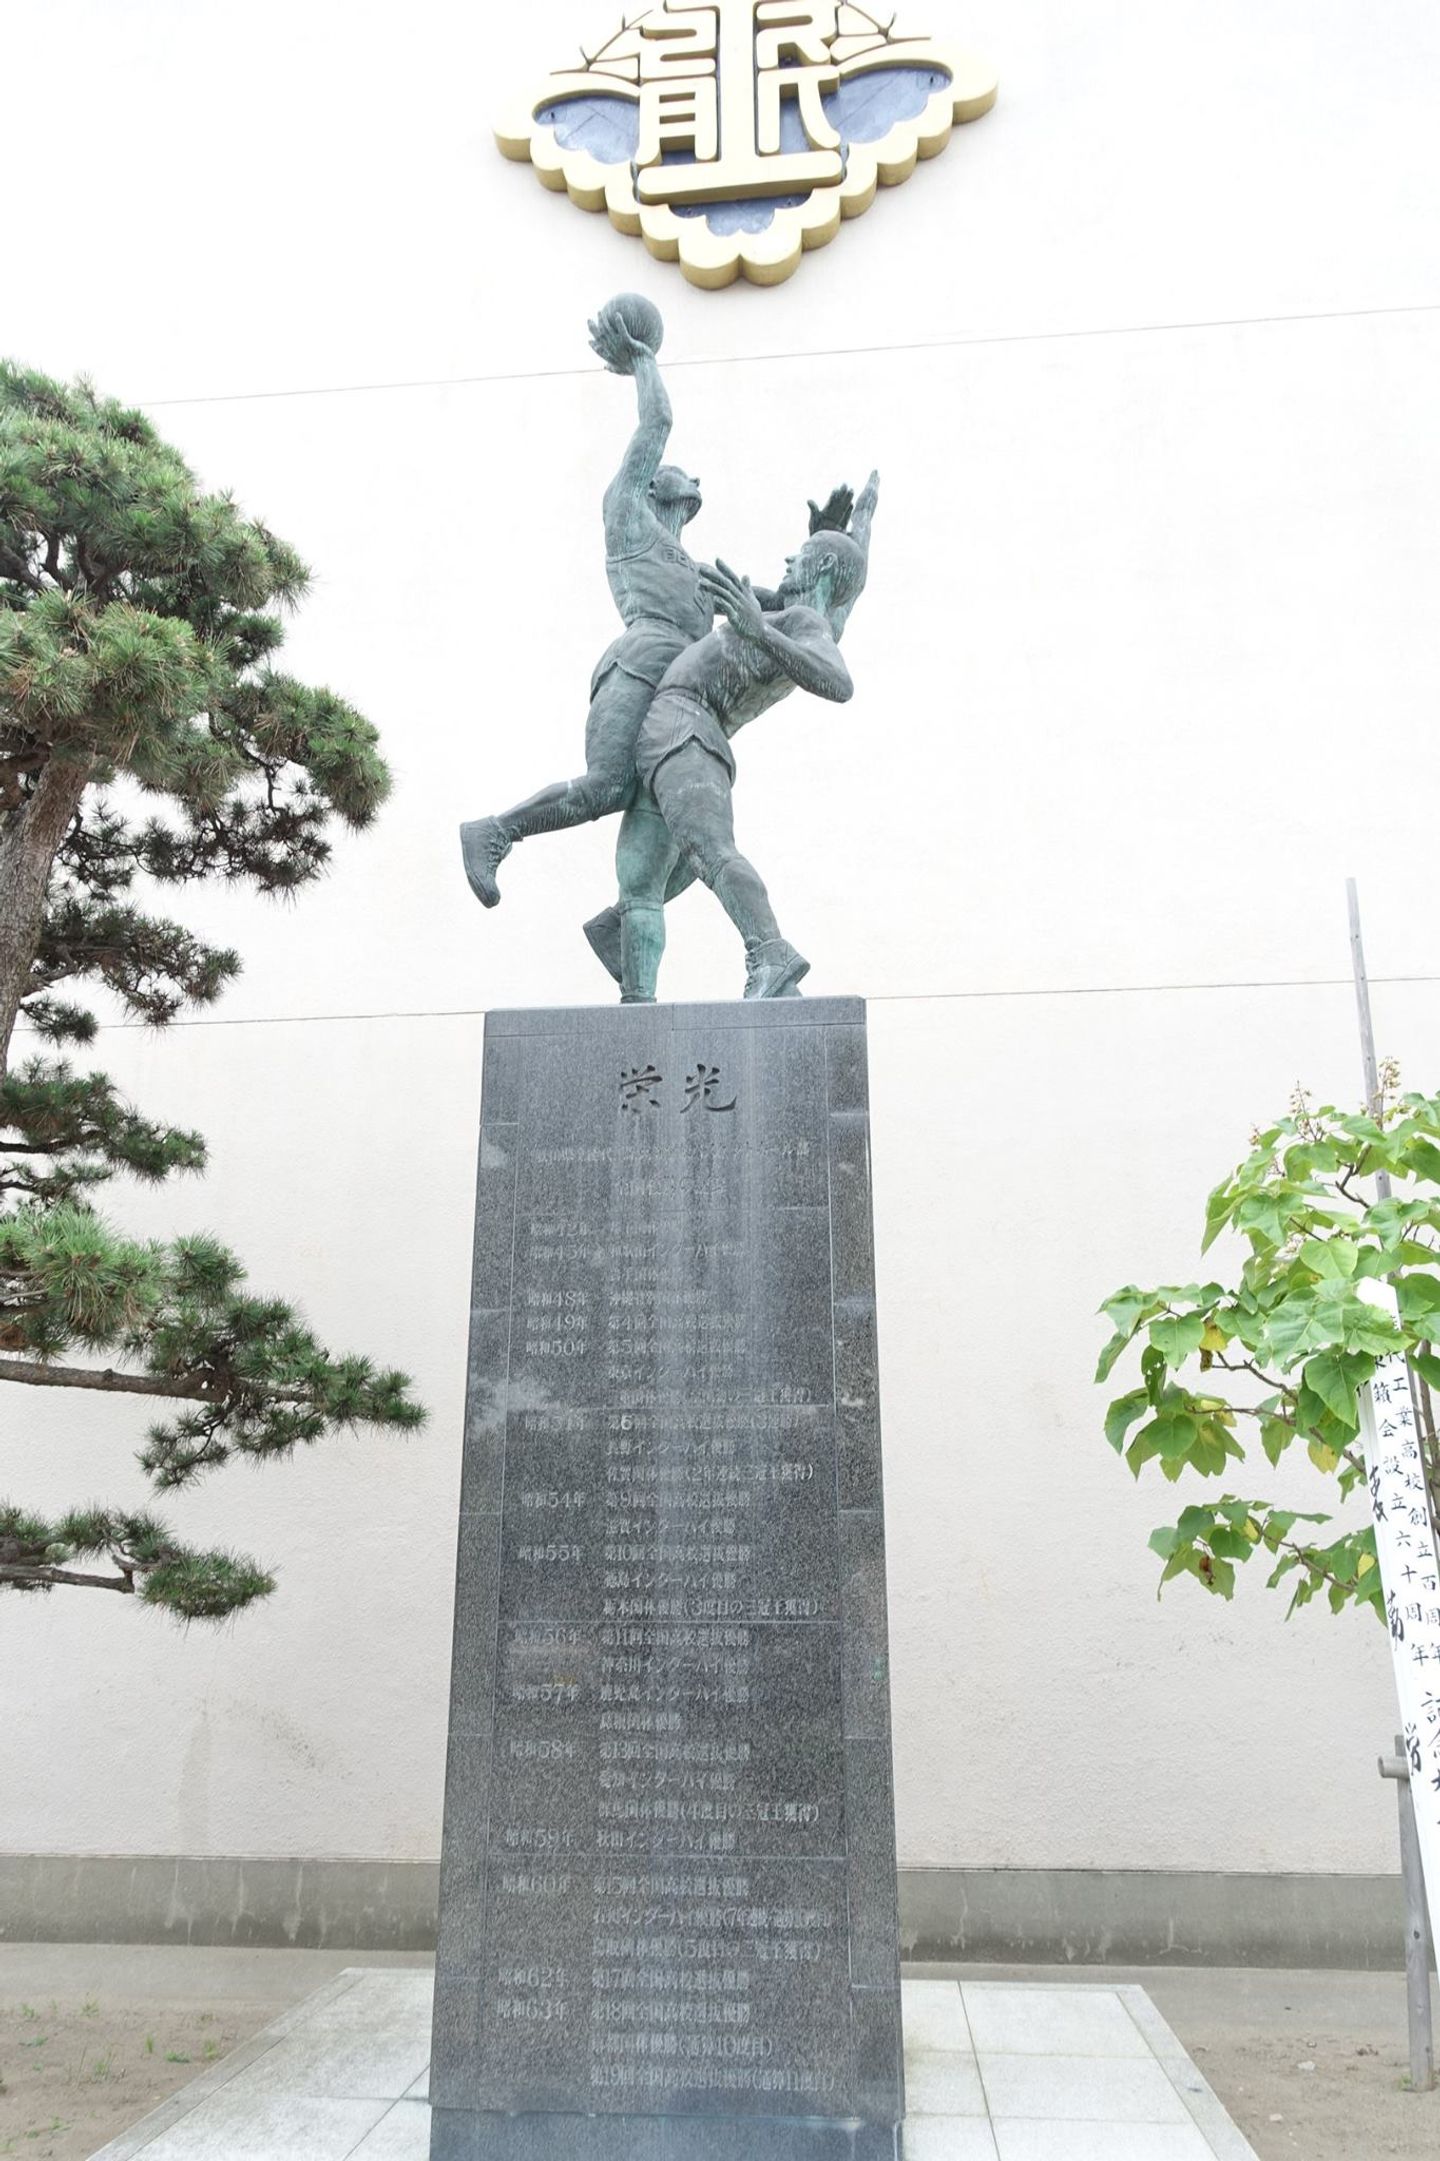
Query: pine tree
0 363 424 1620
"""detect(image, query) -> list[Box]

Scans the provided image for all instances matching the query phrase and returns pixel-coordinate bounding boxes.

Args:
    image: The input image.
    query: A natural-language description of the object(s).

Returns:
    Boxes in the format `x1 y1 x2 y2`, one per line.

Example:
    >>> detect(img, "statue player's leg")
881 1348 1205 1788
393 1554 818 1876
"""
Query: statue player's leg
649 744 809 999
584 854 697 988
614 795 680 1004
461 666 652 908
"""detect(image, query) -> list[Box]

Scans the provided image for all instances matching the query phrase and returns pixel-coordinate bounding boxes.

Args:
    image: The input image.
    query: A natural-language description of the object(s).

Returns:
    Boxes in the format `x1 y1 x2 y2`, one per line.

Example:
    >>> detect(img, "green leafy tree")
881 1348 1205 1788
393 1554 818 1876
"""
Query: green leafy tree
0 362 424 1620
1097 1068 1440 1622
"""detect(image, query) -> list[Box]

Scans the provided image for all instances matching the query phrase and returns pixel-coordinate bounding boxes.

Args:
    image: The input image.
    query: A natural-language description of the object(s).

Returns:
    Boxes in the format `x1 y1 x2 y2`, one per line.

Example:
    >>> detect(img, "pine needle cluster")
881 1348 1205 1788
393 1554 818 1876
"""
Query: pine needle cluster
0 363 425 1619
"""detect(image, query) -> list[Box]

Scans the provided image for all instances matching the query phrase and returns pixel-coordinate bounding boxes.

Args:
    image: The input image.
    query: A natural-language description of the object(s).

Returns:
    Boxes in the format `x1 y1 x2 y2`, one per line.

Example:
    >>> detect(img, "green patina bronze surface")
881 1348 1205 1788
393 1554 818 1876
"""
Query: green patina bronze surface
460 295 878 1002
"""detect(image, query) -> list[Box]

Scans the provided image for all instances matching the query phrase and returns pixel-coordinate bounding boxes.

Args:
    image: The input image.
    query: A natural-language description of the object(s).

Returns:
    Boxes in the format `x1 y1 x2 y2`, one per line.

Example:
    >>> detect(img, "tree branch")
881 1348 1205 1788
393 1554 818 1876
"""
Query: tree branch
1210 1353 1292 1395
0 1358 212 1400
0 1563 133 1593
0 751 50 817
1336 1160 1371 1204
0 546 43 595
1270 1536 1348 1595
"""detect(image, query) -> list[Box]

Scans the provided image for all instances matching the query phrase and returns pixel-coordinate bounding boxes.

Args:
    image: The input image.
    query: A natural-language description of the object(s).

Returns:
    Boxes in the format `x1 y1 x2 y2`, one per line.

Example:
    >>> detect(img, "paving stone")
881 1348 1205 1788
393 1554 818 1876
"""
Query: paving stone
992 2124 1217 2161
233 2025 430 2102
898 1979 970 2054
962 1985 1151 2059
352 2101 434 2159
905 2050 989 2116
979 2053 1192 2125
88 1972 1260 2161
135 2093 392 2160
901 2124 1001 2160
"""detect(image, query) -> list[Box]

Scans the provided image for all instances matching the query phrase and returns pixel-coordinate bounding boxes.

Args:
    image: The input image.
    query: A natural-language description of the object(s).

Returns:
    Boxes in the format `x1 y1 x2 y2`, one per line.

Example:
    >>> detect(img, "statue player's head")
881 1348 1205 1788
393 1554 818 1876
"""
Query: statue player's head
777 531 866 618
650 464 703 535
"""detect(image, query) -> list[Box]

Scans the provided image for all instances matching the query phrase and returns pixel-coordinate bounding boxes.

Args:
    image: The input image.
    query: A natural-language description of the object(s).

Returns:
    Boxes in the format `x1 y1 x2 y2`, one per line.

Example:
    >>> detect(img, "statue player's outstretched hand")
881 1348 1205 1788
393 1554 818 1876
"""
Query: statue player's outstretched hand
588 305 652 377
808 485 855 536
700 559 766 640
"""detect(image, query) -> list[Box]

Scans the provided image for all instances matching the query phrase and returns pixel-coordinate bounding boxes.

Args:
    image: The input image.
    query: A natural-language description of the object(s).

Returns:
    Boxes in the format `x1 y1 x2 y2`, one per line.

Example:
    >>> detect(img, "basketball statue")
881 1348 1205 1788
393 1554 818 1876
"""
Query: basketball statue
459 294 878 1002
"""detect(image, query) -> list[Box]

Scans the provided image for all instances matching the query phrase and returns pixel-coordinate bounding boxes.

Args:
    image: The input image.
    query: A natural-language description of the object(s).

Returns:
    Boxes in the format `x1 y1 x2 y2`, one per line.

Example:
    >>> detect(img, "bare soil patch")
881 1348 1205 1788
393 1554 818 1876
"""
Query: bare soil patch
1188 2020 1439 2159
0 1989 275 2161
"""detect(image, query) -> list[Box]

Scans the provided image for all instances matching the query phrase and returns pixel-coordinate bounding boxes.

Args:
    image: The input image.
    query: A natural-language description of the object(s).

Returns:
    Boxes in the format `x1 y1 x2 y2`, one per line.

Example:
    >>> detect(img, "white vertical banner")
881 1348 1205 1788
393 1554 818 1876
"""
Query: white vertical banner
1358 1341 1440 1953
1345 884 1440 1951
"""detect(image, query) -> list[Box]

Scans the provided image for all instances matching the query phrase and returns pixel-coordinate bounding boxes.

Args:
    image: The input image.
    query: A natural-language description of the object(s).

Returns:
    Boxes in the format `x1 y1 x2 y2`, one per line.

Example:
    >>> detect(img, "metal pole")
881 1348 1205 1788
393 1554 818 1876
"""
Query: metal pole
1347 878 1388 1178
1381 1741 1437 2091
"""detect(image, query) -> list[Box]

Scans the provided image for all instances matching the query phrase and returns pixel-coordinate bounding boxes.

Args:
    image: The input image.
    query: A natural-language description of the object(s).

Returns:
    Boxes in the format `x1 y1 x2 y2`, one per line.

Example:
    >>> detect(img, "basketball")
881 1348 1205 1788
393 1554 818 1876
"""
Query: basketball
609 291 664 358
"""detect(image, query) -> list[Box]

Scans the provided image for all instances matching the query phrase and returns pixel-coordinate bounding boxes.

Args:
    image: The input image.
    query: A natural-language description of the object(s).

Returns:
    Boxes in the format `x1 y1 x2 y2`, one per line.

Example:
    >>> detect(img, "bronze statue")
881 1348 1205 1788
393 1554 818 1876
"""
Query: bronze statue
460 296 878 1001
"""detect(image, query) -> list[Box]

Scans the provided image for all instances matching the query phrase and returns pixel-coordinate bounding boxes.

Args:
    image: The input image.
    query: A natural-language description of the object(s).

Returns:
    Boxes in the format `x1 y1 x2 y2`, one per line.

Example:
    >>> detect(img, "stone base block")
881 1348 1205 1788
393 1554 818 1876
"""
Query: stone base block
430 2108 898 2160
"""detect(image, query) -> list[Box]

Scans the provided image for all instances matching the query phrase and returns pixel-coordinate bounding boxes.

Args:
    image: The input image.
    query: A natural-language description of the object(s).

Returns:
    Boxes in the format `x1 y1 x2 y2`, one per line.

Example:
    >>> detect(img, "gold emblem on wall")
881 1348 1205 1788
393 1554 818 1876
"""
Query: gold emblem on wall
497 3 997 290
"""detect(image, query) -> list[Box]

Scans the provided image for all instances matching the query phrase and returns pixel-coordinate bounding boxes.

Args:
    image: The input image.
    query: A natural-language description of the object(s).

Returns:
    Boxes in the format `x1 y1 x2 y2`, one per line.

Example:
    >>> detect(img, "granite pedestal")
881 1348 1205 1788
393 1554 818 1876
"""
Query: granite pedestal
431 999 903 2159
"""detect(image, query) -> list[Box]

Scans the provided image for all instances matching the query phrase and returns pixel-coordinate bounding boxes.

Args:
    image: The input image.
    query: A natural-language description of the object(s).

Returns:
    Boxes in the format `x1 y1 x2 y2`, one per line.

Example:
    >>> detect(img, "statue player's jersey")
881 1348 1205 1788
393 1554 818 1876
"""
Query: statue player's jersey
592 524 713 695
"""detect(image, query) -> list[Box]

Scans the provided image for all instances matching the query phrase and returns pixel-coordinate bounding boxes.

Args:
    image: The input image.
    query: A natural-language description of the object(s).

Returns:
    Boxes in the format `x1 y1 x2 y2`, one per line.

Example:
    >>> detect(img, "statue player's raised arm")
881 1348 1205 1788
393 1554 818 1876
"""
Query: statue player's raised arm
599 318 676 560
458 296 716 910
699 559 854 705
832 470 880 636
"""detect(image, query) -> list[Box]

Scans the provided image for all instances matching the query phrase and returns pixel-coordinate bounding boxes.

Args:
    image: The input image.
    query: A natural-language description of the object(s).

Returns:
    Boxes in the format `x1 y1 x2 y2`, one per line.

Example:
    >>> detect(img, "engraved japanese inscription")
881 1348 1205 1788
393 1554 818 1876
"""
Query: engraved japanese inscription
432 1000 902 2158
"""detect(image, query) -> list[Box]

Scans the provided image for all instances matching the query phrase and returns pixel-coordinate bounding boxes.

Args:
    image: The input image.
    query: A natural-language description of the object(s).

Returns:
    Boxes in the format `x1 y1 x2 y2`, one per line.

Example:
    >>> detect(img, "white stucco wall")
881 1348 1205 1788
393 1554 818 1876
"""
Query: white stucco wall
2 0 1438 1879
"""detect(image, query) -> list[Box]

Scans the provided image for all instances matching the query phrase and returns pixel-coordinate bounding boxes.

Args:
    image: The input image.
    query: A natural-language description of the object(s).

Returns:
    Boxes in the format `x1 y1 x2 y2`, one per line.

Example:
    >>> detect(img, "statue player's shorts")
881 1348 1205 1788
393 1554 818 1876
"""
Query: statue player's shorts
587 620 694 782
634 687 737 795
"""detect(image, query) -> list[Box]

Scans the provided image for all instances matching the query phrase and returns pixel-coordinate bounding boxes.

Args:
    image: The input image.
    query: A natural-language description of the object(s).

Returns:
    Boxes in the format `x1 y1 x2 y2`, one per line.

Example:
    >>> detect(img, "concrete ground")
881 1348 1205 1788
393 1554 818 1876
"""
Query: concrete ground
0 1947 428 2161
0 1946 1434 2161
82 1968 1254 2161
948 1962 1439 2160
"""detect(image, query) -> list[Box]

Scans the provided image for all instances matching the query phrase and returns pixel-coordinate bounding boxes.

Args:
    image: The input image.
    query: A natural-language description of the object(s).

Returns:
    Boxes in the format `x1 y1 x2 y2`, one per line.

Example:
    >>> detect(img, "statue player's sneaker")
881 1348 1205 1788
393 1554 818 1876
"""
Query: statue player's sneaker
744 938 809 1000
460 818 512 908
583 907 624 986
